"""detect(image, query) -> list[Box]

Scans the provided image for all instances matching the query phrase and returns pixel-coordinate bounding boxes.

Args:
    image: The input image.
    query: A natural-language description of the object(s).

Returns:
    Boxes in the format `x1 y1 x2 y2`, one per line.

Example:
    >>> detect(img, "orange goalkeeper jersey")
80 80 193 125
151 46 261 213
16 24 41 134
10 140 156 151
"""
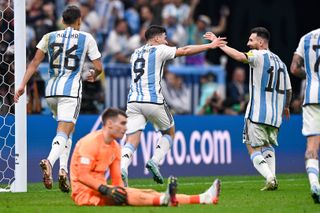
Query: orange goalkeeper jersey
70 129 123 199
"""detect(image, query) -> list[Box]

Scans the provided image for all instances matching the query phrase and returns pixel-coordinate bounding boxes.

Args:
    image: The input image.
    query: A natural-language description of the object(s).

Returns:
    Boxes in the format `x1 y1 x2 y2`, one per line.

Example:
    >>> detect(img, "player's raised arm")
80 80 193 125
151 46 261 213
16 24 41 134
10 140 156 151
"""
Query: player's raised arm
203 32 247 63
175 36 227 57
14 49 45 103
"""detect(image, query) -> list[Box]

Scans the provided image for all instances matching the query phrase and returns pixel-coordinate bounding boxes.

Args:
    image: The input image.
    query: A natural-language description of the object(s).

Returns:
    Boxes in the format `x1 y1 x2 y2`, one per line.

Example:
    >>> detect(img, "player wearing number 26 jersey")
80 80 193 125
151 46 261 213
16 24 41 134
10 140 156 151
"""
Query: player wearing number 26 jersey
14 5 103 193
204 27 292 191
121 25 227 186
37 27 101 98
291 28 320 203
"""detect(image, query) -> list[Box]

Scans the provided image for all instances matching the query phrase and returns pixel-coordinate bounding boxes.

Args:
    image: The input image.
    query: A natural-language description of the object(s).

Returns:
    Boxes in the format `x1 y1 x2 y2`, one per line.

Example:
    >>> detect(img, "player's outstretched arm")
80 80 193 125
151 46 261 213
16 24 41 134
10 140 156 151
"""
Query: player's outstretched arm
175 37 227 57
14 49 45 103
290 54 306 79
203 32 247 63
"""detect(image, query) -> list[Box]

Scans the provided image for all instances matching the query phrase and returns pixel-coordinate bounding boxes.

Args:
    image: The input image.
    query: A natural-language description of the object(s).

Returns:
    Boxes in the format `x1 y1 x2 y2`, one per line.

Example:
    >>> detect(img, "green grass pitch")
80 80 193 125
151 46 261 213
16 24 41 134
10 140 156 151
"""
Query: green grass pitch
0 174 319 213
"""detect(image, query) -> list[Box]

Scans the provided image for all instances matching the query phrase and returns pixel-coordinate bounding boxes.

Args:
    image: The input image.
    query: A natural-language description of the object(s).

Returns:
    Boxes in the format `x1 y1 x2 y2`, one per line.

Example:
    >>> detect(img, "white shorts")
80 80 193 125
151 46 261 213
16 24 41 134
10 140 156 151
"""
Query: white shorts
46 97 81 124
243 119 279 147
126 102 174 134
302 105 320 136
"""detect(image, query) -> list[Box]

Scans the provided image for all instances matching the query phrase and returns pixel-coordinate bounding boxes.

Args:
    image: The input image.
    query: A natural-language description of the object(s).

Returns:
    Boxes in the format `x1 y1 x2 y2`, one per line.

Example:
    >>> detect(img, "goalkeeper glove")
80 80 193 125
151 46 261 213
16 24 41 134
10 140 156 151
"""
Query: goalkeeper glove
98 185 127 205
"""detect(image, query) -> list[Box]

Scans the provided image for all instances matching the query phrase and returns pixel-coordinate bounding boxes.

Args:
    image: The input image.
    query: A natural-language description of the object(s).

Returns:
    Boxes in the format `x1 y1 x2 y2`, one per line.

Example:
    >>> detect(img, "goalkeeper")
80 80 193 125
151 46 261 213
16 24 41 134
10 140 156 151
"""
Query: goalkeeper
70 108 221 206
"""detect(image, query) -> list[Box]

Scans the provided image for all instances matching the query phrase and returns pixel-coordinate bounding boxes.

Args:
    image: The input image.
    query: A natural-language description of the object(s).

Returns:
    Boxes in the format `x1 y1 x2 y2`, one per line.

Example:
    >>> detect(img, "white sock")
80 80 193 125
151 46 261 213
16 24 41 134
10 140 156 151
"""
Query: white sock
251 151 274 181
47 131 68 168
59 136 72 173
151 134 173 165
159 194 167 205
199 180 219 204
121 143 136 172
261 146 276 176
306 159 320 189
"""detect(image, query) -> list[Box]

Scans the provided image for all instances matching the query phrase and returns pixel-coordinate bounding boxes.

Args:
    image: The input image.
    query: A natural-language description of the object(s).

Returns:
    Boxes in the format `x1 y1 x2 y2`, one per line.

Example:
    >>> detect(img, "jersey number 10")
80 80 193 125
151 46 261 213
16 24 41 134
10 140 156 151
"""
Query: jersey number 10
265 66 285 94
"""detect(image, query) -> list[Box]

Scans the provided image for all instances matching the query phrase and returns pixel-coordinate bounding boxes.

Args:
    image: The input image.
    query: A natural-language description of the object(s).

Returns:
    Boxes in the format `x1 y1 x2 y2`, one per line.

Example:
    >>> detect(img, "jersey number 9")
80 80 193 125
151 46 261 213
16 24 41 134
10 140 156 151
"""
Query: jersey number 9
133 58 145 83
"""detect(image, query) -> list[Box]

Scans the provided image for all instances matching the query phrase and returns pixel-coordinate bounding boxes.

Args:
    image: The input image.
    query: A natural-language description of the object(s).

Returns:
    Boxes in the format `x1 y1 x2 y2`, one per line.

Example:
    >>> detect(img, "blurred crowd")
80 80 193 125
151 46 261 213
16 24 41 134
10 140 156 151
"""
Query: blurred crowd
0 0 304 115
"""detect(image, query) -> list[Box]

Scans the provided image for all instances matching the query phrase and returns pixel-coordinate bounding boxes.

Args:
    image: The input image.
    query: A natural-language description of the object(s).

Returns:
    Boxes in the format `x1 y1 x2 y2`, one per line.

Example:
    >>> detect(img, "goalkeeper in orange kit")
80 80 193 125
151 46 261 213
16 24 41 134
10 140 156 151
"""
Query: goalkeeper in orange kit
70 108 221 206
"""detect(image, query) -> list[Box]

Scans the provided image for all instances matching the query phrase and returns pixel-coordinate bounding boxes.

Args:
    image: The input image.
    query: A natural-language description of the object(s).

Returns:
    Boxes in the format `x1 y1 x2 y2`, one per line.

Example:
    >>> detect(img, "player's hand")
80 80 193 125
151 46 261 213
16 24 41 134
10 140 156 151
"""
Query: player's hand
86 69 96 82
283 107 290 120
14 86 25 103
98 185 127 205
203 32 217 41
208 36 227 49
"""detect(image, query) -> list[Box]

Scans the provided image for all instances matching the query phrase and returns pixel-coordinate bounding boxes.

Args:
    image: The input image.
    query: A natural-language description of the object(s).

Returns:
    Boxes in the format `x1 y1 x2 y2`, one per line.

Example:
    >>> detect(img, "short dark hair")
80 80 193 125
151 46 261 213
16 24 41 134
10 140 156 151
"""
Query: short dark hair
101 108 127 125
250 27 270 41
145 25 166 41
62 5 81 25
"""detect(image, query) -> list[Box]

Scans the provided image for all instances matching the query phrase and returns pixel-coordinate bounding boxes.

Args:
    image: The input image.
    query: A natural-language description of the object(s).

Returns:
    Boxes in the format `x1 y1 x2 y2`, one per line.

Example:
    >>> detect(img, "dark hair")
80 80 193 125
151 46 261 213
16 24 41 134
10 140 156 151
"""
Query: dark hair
101 108 127 125
62 5 81 25
145 25 166 41
250 27 270 41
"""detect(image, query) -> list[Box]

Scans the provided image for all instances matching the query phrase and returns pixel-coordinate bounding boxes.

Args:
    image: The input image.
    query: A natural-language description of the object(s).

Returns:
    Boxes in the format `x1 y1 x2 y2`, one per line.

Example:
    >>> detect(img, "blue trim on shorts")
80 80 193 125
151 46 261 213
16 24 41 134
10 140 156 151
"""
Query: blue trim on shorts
304 133 320 137
126 129 143 135
57 119 75 123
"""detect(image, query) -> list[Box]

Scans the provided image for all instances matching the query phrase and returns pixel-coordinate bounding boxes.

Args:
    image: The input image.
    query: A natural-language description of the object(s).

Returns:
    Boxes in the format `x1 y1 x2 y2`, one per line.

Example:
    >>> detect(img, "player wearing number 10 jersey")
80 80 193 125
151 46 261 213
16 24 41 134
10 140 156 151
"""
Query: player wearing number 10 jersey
291 28 320 203
121 25 227 186
204 27 292 191
14 5 103 192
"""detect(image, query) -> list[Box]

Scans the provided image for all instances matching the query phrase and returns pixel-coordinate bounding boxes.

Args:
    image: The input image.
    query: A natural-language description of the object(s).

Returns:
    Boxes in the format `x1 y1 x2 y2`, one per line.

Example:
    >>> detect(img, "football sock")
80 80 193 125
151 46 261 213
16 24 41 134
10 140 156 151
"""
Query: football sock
261 146 276 176
121 143 136 171
151 134 173 165
59 136 72 173
47 131 68 167
250 151 274 181
306 159 320 188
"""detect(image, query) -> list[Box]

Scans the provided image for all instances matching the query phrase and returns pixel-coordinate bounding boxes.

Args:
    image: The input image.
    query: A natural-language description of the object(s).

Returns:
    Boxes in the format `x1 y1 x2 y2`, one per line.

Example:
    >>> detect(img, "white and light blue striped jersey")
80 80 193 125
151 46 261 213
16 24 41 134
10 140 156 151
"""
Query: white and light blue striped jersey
244 49 292 128
37 27 101 98
127 44 176 103
295 28 320 105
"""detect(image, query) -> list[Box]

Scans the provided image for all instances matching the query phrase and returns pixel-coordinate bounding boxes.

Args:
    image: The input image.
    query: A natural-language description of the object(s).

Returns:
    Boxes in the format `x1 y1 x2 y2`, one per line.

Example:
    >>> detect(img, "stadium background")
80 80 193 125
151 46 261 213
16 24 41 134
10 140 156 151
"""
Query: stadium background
1 0 320 212
0 0 319 185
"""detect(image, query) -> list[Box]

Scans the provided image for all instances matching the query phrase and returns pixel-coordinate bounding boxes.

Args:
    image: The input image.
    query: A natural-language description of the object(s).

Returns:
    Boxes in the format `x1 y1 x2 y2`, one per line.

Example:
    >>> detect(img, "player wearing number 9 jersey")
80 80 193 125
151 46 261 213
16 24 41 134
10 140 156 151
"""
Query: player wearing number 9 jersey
121 25 227 186
204 27 292 191
14 5 103 192
291 28 320 203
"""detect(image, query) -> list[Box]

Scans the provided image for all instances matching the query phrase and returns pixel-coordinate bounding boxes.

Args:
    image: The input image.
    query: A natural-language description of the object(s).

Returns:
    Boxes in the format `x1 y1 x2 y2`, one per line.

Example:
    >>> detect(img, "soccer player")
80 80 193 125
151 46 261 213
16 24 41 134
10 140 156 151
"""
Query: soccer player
121 25 227 185
290 28 320 203
70 107 221 206
204 27 292 190
14 5 102 192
